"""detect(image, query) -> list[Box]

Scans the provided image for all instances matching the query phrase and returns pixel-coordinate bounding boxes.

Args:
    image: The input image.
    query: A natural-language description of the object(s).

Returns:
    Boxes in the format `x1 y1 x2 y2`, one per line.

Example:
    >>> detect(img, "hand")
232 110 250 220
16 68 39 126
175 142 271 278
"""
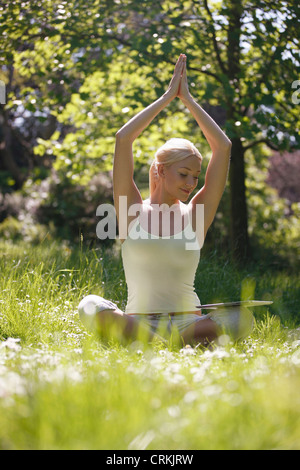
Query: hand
164 54 186 100
177 55 192 102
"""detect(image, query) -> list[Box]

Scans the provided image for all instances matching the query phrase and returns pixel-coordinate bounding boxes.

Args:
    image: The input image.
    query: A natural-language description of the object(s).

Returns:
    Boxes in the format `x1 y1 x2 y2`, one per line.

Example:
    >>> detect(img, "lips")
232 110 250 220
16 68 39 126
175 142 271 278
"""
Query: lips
180 188 190 195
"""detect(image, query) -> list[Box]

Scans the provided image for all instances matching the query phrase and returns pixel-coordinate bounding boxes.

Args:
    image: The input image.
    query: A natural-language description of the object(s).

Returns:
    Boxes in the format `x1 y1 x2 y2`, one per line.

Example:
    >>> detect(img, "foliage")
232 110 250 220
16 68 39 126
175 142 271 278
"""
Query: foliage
0 169 115 243
2 0 299 153
0 0 299 256
267 150 300 203
33 55 198 184
246 146 300 264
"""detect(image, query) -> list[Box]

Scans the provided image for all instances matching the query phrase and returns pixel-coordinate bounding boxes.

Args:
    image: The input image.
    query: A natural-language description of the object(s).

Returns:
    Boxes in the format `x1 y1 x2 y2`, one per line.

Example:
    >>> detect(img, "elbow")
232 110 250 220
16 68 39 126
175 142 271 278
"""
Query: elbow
225 138 232 149
115 129 124 139
212 138 231 155
115 128 133 142
115 125 127 138
213 137 231 153
223 139 232 156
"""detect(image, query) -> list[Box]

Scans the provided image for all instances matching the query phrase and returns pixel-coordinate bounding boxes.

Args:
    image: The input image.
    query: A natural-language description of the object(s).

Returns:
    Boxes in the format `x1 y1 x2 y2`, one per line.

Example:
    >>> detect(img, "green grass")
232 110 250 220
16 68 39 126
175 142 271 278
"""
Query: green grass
0 239 300 450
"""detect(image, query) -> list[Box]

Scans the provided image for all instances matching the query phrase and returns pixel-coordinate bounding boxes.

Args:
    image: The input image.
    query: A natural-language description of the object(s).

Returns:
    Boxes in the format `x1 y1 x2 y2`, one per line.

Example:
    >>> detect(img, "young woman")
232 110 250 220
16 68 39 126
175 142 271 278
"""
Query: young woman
78 54 254 345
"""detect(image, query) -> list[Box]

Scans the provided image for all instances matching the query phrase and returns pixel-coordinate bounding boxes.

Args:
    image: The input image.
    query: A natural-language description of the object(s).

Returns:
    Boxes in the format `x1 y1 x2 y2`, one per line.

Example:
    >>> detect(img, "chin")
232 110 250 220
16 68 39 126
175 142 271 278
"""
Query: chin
180 189 190 198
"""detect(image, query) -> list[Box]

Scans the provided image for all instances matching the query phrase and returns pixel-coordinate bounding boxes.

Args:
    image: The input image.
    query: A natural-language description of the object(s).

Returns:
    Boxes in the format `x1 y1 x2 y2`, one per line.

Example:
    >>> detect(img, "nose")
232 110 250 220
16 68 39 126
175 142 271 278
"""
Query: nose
186 176 196 188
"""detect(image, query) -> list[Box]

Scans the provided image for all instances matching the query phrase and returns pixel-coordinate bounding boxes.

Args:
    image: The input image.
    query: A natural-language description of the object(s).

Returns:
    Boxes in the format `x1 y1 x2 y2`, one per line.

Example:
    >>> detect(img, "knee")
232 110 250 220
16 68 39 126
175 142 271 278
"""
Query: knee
237 307 254 340
78 295 118 331
209 307 254 341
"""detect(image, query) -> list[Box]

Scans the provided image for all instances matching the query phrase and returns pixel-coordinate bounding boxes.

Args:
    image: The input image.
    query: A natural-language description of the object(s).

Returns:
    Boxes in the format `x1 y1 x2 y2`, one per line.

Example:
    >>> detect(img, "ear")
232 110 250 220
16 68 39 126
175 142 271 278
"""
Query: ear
157 163 165 178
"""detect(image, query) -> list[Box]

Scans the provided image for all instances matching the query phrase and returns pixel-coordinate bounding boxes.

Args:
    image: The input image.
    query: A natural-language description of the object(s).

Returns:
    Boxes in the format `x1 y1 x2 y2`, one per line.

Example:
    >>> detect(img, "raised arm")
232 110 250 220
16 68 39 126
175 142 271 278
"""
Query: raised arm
178 56 232 232
113 55 186 226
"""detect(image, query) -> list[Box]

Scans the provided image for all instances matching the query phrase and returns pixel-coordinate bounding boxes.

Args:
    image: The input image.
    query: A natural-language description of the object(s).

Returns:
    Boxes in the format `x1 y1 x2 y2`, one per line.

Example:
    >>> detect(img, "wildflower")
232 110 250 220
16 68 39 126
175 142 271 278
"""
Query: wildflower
0 338 21 352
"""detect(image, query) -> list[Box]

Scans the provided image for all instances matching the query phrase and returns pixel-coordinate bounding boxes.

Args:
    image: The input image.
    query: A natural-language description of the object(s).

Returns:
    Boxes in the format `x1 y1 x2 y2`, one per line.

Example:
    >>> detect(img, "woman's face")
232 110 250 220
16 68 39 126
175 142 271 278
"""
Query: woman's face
161 155 201 202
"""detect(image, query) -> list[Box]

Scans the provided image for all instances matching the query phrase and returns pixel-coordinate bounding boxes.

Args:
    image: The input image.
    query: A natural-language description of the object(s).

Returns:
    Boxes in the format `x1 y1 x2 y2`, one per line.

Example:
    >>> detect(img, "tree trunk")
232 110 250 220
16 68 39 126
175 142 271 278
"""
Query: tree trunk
229 137 251 261
226 0 251 262
0 116 24 189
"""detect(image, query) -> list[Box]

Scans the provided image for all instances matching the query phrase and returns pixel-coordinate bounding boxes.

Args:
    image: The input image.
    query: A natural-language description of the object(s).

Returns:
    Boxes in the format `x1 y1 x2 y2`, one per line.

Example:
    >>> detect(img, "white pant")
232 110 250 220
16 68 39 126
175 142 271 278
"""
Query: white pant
78 295 118 330
207 306 254 341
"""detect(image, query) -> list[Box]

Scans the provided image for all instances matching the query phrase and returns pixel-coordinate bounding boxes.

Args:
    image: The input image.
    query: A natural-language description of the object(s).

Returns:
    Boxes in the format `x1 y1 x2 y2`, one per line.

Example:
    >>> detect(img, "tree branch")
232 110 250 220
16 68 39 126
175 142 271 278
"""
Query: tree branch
253 27 289 94
244 138 279 151
203 0 228 76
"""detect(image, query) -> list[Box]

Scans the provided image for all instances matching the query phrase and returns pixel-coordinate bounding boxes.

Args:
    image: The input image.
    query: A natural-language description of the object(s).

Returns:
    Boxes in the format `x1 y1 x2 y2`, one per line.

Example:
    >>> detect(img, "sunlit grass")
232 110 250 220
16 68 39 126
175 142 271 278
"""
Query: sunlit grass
0 239 300 450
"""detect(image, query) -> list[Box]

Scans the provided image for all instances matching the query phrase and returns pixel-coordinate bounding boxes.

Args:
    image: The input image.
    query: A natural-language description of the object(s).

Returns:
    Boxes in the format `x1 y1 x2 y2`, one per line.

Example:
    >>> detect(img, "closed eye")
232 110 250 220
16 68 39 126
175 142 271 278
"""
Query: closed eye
179 173 199 182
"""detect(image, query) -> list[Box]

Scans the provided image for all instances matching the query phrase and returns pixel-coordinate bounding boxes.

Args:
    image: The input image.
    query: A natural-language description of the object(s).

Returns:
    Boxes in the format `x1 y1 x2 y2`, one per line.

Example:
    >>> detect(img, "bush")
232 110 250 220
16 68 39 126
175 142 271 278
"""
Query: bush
35 171 113 244
0 215 55 245
0 169 114 245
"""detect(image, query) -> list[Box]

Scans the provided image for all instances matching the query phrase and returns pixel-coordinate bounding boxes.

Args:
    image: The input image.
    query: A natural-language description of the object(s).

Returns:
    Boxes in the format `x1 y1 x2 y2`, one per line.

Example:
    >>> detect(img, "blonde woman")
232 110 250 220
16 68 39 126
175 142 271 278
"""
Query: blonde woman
78 54 254 345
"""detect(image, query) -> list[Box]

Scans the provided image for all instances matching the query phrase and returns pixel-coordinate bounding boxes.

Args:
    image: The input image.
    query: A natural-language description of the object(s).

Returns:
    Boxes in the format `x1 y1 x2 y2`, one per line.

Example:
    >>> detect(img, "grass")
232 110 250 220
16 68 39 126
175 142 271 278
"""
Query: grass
0 238 300 450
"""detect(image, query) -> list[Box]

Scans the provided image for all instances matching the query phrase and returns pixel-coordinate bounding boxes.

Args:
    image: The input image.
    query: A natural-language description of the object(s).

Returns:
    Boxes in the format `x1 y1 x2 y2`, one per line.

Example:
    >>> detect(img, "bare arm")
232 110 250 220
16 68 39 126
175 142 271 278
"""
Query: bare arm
113 55 186 221
115 94 173 144
113 94 173 233
178 56 232 231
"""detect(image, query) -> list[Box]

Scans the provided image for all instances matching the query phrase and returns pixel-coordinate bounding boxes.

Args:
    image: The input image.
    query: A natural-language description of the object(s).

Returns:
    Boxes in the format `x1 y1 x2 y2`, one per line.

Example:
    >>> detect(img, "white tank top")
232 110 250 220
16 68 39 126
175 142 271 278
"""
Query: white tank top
121 203 201 314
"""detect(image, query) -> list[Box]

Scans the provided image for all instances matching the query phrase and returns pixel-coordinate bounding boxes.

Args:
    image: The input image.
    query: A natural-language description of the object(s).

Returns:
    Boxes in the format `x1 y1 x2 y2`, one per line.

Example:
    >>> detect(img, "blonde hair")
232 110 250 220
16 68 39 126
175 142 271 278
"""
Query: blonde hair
149 138 202 195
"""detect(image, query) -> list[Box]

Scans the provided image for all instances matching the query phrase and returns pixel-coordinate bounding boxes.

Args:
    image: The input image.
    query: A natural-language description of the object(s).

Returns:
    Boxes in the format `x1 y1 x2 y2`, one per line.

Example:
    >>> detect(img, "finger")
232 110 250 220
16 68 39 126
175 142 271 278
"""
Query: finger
179 59 186 77
176 54 184 66
174 56 182 71
172 55 184 83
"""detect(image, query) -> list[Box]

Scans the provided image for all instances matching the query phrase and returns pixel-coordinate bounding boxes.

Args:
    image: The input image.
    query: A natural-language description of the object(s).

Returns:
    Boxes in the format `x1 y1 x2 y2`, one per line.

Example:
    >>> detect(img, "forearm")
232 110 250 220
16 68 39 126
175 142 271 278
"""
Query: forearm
181 95 231 151
116 92 173 143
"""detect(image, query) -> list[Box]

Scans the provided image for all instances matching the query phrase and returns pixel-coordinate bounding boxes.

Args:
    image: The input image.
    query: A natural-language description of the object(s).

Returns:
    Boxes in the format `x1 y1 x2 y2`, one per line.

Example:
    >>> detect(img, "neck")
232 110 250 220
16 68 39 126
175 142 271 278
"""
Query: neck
150 186 179 207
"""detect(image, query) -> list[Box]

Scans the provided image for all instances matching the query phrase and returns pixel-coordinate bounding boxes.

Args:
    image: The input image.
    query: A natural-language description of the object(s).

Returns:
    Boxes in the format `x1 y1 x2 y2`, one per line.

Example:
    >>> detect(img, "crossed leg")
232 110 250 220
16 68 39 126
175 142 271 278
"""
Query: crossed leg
78 295 163 344
94 307 161 344
180 316 219 346
84 308 219 346
78 296 222 347
180 306 254 345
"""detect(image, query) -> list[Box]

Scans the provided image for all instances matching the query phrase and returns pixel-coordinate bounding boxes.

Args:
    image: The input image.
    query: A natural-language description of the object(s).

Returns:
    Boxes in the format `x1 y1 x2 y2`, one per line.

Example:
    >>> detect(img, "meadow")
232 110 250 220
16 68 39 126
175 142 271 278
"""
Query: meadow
0 239 300 450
